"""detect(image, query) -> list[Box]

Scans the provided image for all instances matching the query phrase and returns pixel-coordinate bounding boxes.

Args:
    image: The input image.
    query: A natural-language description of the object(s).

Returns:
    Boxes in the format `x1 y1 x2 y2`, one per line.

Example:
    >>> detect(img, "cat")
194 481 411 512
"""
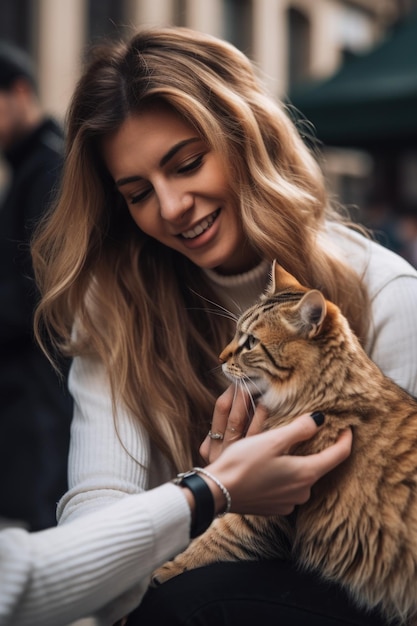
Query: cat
153 261 417 625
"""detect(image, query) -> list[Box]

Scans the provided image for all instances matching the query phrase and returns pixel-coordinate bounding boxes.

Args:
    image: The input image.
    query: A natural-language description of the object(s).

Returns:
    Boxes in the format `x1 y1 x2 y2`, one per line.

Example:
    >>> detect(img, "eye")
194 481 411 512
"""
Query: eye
243 334 259 350
177 154 204 174
130 186 153 205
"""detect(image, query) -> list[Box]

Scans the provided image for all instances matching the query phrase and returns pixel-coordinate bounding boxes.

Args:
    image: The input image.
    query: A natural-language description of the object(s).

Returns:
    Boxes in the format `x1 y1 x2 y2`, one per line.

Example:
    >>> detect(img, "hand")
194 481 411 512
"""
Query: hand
200 385 268 463
206 414 352 516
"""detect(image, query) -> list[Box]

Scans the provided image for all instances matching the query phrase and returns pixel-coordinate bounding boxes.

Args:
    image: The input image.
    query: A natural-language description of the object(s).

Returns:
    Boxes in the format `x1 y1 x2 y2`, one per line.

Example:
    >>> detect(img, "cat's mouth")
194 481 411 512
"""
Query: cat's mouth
179 209 220 240
224 371 267 401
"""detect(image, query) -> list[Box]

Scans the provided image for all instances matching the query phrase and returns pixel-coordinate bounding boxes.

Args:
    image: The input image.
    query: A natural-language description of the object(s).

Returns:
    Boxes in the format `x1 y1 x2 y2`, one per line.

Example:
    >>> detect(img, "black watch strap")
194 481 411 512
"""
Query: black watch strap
175 471 215 538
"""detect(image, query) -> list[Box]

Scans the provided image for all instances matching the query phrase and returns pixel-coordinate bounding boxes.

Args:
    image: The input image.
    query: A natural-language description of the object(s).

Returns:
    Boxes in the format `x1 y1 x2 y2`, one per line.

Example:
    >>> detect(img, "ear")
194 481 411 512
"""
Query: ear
269 260 303 294
296 290 327 338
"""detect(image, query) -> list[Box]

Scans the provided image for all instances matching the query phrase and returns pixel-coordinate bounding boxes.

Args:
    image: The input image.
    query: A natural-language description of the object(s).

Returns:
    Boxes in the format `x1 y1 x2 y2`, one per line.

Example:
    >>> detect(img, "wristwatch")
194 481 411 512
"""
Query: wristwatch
174 470 215 538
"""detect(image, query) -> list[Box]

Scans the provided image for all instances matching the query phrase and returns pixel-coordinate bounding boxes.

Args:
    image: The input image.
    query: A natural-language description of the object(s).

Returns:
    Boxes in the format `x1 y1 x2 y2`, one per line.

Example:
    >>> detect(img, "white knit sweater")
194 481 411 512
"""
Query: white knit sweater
2 223 417 626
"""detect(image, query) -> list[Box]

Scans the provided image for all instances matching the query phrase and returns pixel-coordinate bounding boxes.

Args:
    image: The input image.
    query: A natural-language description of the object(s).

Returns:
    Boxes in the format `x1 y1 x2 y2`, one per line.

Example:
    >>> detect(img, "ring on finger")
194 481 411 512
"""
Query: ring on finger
208 430 224 440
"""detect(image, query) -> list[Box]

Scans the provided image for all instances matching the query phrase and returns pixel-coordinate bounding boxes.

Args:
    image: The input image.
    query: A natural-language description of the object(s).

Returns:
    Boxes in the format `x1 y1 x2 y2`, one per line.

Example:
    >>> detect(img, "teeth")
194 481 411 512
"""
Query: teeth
181 210 219 239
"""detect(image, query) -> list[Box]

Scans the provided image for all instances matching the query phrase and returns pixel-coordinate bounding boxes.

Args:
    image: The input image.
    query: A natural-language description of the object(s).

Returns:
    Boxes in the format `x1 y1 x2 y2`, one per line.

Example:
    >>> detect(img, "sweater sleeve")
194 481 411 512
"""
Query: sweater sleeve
58 355 158 524
366 274 417 396
55 354 178 622
0 483 191 626
326 223 417 397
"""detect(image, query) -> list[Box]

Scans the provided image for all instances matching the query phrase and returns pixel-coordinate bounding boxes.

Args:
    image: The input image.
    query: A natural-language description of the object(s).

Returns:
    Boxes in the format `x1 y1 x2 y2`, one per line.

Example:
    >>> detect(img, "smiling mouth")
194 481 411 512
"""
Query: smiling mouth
180 209 220 239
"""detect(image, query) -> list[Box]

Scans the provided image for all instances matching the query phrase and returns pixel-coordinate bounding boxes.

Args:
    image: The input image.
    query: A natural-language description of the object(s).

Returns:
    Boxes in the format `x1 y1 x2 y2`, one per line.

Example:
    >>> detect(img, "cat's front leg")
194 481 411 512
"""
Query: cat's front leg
152 513 292 585
152 514 253 585
151 531 220 585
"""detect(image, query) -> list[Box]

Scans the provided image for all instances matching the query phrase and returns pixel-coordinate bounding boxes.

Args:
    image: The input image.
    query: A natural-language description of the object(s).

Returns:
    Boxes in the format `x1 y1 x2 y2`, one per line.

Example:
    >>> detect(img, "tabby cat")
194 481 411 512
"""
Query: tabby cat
153 261 417 625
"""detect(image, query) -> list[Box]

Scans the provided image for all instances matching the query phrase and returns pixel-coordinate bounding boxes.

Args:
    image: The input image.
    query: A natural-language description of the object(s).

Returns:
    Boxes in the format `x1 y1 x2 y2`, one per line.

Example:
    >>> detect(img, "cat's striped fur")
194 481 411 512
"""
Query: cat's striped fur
153 262 417 624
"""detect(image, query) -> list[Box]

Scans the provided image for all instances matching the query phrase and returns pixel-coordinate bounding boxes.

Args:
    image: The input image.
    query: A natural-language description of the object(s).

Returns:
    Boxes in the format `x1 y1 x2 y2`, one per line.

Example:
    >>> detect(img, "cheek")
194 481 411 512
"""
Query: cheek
206 157 235 205
128 208 142 230
128 206 157 237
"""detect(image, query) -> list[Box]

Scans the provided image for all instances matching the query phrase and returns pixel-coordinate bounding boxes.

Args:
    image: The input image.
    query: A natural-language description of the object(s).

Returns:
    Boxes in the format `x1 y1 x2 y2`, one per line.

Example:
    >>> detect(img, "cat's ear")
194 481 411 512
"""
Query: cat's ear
296 290 327 338
269 260 303 294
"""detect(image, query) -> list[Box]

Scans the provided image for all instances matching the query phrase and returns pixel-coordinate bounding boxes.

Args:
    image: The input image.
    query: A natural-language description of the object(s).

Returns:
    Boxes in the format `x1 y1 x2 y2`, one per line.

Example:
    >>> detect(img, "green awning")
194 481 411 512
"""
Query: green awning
289 12 417 149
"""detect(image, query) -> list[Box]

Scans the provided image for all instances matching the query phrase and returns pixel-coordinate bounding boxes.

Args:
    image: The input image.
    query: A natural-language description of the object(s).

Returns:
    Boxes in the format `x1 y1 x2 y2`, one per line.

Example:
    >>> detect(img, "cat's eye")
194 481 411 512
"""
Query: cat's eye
242 334 259 350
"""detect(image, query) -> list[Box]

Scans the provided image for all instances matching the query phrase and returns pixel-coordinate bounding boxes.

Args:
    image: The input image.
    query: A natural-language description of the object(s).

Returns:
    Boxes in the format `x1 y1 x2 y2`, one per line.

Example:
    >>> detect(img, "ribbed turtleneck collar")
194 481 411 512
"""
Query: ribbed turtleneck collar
203 259 271 317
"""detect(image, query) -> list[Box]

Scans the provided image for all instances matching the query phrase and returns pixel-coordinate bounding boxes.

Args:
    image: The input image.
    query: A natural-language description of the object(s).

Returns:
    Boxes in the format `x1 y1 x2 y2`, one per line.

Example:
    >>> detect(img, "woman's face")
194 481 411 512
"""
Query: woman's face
101 103 258 275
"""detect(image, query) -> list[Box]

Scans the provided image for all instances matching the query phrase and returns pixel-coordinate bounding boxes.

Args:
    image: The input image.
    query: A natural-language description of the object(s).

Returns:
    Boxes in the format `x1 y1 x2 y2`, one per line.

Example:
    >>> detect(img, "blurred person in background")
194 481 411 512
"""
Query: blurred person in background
0 41 72 531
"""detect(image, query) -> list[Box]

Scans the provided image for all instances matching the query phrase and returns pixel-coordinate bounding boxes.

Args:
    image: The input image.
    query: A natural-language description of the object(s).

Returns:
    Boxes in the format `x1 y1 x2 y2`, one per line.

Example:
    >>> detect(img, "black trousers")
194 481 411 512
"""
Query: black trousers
126 560 394 625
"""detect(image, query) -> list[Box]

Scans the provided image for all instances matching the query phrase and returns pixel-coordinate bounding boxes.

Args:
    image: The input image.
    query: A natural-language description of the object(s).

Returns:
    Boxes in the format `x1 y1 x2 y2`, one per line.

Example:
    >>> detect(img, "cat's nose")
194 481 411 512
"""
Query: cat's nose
218 350 227 363
219 345 232 363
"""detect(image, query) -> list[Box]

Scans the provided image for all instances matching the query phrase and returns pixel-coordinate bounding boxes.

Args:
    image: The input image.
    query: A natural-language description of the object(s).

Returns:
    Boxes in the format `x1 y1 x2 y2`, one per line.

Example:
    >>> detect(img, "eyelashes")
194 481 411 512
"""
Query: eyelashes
130 188 152 205
177 153 204 174
129 153 205 206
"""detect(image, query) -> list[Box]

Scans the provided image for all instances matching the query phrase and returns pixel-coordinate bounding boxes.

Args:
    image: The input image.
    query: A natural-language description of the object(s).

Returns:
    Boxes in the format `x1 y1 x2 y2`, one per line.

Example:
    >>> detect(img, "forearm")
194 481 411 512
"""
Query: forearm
1 483 190 626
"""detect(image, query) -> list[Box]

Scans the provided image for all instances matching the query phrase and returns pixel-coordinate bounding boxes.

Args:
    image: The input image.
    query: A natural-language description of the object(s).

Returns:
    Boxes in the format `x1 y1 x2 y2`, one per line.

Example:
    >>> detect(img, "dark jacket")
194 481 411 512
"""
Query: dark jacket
0 117 72 531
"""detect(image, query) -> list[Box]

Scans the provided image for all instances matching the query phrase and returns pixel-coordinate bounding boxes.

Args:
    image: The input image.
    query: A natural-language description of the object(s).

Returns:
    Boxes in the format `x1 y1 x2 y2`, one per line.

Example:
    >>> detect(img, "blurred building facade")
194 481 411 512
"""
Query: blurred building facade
1 0 416 264
0 0 410 120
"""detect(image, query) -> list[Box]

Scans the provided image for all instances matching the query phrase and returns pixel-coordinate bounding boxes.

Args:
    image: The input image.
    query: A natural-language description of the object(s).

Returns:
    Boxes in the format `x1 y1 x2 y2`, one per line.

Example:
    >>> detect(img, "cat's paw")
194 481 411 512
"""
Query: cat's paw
151 560 187 586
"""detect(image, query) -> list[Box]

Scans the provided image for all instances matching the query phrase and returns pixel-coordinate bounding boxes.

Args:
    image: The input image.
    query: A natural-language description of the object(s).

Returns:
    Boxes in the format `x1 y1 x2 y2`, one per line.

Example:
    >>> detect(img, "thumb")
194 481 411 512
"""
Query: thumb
271 412 324 454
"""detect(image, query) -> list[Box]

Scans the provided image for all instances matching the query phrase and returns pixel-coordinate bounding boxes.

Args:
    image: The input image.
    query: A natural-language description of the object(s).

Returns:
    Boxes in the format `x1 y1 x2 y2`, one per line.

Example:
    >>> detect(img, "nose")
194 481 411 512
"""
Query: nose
157 181 194 223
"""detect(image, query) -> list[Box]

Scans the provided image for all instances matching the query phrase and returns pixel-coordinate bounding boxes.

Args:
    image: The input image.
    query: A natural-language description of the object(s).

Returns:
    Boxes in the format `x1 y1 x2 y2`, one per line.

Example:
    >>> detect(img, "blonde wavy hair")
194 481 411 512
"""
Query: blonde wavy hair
32 27 369 472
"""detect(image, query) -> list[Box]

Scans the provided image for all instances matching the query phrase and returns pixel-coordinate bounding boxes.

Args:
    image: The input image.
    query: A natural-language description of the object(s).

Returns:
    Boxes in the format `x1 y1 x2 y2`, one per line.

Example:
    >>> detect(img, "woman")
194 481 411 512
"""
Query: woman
32 27 417 625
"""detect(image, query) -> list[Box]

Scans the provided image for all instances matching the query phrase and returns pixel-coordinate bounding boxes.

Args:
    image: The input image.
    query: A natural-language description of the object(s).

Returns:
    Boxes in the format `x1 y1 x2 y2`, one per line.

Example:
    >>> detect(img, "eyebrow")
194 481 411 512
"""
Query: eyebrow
115 137 201 188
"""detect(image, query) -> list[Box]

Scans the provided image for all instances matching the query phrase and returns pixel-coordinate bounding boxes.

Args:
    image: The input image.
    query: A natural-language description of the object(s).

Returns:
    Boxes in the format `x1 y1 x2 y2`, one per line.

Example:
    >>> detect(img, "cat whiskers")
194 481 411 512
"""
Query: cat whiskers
241 379 258 415
233 378 263 422
187 289 239 323
208 363 224 376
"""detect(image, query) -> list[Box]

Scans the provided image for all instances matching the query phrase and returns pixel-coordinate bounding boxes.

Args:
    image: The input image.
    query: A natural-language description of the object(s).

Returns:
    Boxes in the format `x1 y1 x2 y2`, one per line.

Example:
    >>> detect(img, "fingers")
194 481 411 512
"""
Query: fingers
224 386 251 439
204 408 353 516
308 428 352 481
246 403 269 436
212 385 239 435
268 412 323 455
266 414 352 478
200 385 253 463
